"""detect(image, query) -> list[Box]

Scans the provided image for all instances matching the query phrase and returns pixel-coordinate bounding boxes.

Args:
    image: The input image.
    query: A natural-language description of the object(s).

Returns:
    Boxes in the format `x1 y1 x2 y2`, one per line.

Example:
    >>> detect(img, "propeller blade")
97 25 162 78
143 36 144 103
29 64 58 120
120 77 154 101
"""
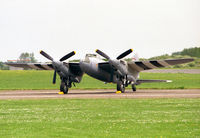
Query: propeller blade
53 70 56 84
40 50 54 61
60 51 76 61
110 68 114 82
95 49 110 60
116 49 133 60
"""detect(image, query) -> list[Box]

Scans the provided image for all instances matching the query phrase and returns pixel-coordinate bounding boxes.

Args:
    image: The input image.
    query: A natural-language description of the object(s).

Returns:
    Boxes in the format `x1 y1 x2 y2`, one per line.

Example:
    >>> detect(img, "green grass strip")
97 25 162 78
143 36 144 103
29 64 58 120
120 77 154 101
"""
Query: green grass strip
0 70 200 90
0 99 200 137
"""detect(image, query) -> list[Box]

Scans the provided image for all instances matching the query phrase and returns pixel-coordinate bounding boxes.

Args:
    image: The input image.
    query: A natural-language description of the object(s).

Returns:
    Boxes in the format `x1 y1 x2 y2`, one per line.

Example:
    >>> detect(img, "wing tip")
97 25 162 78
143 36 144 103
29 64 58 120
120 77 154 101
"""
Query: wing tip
165 58 194 65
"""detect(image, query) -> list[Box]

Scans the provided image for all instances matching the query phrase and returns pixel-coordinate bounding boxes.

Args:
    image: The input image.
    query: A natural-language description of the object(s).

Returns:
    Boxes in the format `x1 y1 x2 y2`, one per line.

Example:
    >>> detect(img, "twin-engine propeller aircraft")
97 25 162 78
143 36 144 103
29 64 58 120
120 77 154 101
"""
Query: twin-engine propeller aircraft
39 50 84 94
81 49 193 93
7 51 84 94
6 49 194 94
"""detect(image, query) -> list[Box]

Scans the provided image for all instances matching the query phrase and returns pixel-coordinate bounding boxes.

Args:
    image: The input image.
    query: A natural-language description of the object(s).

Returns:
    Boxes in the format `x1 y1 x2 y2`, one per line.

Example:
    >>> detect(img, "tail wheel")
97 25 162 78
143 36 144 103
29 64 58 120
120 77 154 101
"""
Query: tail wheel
132 84 136 92
117 81 125 93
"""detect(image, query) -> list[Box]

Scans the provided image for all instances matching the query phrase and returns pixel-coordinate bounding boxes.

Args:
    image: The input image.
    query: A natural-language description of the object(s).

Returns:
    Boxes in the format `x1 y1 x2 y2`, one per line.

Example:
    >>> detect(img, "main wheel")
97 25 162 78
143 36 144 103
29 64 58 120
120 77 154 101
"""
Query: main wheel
132 84 136 92
63 85 69 94
117 81 125 93
60 82 65 92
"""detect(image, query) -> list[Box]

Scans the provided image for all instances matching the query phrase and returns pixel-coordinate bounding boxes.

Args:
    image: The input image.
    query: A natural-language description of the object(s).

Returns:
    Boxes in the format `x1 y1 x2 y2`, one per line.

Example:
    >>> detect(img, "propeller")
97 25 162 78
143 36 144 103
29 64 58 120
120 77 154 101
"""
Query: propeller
40 50 54 61
95 49 133 60
40 50 76 84
95 49 133 78
53 70 57 84
116 49 133 60
95 49 110 60
60 51 76 61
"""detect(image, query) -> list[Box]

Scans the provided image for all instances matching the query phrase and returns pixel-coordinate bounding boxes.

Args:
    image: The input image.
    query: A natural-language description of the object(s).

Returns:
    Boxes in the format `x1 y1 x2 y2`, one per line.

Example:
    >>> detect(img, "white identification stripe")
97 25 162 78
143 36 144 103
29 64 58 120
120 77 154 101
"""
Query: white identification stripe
27 64 41 70
128 62 144 71
158 60 170 67
41 65 54 70
142 61 158 69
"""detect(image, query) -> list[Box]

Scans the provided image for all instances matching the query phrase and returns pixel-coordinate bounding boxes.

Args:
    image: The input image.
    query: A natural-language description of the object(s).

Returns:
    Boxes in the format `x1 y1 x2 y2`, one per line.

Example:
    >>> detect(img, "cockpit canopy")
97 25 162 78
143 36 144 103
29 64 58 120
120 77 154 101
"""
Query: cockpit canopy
85 54 97 58
84 54 103 63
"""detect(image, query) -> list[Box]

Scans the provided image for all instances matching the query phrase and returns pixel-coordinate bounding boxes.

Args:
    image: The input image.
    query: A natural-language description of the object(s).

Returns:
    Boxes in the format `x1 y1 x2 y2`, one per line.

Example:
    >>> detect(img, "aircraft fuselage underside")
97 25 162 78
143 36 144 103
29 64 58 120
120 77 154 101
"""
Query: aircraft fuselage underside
80 62 116 83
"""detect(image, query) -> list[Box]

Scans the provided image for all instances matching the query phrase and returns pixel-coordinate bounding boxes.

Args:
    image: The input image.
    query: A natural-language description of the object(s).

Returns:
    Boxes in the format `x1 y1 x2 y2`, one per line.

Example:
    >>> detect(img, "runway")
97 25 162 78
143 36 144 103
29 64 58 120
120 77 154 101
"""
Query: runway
0 89 200 99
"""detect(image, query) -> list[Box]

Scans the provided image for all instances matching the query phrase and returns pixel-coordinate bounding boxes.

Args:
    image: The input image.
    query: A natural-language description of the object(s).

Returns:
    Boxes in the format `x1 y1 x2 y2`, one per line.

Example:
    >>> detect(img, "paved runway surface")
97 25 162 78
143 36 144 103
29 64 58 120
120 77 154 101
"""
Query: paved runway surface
0 89 200 99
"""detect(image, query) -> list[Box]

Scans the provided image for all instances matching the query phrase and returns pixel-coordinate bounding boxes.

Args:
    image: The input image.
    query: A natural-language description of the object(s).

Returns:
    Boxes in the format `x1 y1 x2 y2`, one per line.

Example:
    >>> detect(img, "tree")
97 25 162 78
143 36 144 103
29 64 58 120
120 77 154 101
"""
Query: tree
19 52 37 63
0 62 9 70
172 47 200 58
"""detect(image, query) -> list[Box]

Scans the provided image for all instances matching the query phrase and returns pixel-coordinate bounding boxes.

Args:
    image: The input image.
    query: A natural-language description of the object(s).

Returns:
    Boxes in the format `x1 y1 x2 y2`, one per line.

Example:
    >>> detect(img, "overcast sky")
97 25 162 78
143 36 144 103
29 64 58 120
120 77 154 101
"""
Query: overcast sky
0 0 199 62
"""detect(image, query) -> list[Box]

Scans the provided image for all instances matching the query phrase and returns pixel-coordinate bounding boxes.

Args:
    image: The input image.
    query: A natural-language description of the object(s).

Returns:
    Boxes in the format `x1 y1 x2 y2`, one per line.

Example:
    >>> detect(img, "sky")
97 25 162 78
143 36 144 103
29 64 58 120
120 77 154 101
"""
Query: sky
0 0 199 62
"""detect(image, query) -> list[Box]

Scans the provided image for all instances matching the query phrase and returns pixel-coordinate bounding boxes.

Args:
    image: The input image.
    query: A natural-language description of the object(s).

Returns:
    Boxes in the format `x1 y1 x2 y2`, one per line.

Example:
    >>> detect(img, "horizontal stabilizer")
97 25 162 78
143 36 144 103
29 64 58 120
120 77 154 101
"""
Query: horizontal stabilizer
136 79 172 84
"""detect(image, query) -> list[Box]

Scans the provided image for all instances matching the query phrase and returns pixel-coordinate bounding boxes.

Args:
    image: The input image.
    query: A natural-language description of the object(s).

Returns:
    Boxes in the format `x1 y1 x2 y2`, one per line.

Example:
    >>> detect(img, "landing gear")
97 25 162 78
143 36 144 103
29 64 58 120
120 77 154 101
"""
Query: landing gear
60 82 65 92
132 84 136 92
63 85 68 94
60 81 71 94
117 81 125 93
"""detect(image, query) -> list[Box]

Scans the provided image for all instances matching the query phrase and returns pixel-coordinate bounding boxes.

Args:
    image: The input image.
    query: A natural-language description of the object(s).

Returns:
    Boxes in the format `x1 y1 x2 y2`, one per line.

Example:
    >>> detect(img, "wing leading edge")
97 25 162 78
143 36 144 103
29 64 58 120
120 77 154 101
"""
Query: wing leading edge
5 63 54 70
128 58 194 72
98 58 194 73
6 62 83 73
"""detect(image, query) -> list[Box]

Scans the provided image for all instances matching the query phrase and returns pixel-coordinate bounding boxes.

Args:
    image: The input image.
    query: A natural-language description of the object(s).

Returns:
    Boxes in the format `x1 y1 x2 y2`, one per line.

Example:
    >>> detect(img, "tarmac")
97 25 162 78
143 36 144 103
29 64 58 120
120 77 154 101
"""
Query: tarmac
0 89 200 99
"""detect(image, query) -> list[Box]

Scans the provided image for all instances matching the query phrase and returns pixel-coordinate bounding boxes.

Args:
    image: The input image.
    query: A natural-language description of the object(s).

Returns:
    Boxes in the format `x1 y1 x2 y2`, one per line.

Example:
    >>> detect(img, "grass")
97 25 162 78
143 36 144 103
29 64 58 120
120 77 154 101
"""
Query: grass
137 73 200 89
0 70 200 90
0 70 199 137
0 99 200 137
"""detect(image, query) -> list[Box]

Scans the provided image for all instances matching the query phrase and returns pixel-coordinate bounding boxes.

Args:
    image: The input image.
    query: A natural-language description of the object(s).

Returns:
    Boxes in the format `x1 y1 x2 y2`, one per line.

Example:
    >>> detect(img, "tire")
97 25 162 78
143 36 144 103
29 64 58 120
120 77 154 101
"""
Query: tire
60 82 65 92
63 85 68 94
117 81 125 93
132 84 136 92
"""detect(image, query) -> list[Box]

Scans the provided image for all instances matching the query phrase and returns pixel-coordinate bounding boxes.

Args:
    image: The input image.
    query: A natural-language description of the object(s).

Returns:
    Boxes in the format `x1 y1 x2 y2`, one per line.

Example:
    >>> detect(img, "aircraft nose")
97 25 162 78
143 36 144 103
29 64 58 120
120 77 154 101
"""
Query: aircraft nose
109 60 119 68
79 61 89 72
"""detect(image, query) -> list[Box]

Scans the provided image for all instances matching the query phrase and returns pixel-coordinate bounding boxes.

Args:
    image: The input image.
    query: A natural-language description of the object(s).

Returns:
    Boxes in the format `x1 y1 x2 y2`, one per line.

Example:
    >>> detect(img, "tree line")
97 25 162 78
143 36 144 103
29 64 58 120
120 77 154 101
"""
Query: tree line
0 52 37 70
172 47 200 58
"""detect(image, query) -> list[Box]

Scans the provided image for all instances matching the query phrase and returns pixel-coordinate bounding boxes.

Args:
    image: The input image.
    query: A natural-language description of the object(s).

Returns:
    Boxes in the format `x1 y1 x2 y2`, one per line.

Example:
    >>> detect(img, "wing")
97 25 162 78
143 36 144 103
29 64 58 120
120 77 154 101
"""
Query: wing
6 62 84 75
5 63 54 70
128 58 194 72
